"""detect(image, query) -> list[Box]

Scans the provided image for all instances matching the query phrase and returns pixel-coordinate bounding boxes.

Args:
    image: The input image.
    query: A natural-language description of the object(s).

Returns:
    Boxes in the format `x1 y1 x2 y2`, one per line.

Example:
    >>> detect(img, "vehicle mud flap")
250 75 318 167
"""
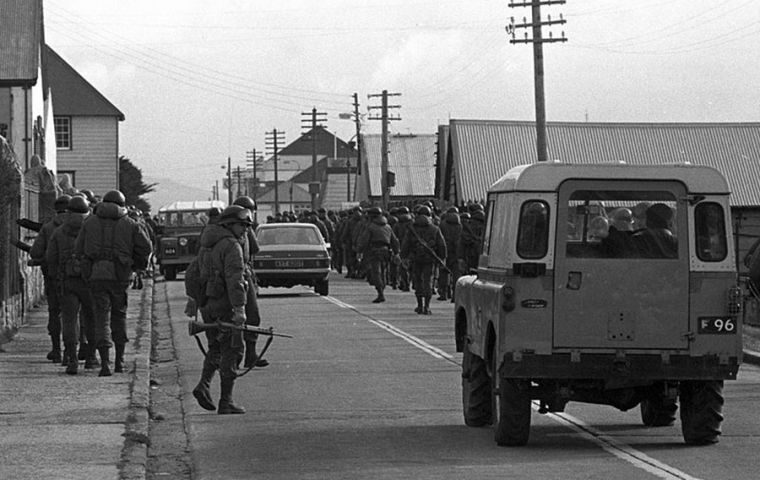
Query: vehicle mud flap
462 345 492 427
680 380 724 445
640 382 677 427
493 354 531 446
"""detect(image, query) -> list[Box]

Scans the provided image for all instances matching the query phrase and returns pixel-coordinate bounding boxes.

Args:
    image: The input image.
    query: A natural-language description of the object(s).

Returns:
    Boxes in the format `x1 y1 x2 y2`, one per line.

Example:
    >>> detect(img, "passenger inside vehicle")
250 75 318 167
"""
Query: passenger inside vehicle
632 203 678 259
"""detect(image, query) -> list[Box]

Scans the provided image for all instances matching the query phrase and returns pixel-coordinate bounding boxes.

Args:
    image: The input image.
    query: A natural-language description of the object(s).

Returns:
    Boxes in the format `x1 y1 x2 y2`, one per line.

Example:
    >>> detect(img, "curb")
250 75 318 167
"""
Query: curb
120 278 154 480
743 348 760 366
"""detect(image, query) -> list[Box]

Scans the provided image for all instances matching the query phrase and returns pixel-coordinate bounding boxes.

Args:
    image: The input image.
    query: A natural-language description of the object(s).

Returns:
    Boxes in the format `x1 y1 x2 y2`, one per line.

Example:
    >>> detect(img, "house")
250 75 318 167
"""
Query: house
44 45 125 196
355 133 437 207
439 119 760 271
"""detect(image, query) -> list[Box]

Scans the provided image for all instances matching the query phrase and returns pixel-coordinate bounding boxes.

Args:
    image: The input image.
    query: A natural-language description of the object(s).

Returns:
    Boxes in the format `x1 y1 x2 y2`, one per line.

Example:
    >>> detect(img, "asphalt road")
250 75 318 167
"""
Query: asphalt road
151 272 760 480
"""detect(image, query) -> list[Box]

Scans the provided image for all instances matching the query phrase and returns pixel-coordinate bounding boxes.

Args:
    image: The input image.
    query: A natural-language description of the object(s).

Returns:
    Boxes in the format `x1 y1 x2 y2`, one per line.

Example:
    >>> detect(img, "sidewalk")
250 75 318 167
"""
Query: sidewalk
0 279 153 480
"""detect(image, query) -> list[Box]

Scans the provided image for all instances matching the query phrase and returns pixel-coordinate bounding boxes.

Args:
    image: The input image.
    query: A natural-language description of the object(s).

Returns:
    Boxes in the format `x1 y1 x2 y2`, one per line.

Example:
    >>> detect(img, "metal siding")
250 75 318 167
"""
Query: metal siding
363 133 437 197
450 120 760 207
0 0 41 83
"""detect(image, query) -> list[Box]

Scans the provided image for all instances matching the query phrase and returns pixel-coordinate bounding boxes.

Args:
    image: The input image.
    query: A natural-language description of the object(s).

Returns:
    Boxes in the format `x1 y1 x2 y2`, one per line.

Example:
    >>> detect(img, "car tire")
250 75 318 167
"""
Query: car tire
640 384 677 427
680 380 724 445
164 266 177 281
462 344 492 427
315 279 329 296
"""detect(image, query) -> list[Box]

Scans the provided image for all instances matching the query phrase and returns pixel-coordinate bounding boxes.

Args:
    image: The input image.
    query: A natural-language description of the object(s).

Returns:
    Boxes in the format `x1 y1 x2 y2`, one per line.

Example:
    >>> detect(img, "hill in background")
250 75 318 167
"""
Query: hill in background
143 176 216 213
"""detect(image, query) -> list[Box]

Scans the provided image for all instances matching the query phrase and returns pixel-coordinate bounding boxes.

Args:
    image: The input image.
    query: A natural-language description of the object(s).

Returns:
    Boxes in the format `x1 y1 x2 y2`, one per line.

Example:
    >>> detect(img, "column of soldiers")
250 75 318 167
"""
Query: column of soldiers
28 189 153 376
321 201 484 315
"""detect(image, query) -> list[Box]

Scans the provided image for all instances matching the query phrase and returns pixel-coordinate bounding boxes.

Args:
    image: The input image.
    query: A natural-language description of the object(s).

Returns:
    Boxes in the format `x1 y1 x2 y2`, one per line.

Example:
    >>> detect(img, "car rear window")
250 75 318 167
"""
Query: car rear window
258 227 321 246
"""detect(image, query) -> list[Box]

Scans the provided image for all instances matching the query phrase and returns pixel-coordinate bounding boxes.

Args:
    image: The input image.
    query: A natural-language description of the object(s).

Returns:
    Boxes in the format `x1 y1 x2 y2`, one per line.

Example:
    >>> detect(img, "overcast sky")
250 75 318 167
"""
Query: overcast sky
43 0 760 195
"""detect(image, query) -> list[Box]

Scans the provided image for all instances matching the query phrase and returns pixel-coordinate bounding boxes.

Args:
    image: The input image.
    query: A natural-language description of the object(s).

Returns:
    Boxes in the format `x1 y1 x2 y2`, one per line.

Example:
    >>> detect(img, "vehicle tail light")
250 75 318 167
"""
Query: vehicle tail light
727 286 742 316
502 285 515 312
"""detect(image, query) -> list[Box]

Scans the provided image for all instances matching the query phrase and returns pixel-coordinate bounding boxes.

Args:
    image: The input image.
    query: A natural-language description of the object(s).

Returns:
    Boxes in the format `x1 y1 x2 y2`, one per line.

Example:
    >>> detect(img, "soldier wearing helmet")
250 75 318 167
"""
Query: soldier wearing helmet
437 206 463 302
401 204 446 314
392 206 413 291
232 196 268 369
459 204 486 274
75 189 152 377
357 206 400 303
45 195 97 374
28 194 72 364
341 206 365 278
190 204 252 414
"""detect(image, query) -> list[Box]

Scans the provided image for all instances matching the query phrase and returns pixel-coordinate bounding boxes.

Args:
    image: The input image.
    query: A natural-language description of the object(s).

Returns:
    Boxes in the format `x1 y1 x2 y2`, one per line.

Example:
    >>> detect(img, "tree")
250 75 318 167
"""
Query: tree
119 155 157 213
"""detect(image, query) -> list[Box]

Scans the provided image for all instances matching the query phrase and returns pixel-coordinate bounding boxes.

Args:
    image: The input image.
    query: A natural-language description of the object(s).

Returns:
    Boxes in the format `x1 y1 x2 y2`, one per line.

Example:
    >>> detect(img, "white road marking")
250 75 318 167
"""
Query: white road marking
542 407 703 480
322 294 704 480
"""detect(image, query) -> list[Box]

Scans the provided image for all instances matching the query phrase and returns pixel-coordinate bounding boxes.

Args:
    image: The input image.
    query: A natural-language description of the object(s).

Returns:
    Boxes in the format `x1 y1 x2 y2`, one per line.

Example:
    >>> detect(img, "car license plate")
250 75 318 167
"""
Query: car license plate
698 316 736 334
275 259 304 268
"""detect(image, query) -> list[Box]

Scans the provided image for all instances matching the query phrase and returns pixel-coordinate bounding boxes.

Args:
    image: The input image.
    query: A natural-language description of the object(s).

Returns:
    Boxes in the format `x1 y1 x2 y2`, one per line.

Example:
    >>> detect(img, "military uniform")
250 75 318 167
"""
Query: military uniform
401 206 446 314
392 207 413 291
438 207 462 301
357 207 400 303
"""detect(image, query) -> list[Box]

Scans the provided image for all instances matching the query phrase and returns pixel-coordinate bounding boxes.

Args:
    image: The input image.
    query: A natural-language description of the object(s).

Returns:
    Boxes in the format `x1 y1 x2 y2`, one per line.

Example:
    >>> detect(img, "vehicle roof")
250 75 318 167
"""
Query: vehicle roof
158 200 226 213
490 161 731 194
257 222 319 230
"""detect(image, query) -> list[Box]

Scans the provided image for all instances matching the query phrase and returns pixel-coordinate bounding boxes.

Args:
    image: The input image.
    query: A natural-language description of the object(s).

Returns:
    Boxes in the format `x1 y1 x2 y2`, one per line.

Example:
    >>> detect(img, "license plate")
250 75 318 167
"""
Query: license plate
275 259 304 268
698 316 737 334
164 248 176 255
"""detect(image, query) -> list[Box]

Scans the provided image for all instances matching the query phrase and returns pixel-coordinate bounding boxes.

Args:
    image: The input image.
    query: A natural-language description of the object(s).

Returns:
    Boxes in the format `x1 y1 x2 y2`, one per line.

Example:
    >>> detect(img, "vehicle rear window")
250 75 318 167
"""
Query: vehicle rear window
257 227 321 246
694 202 727 262
517 200 549 259
565 190 678 259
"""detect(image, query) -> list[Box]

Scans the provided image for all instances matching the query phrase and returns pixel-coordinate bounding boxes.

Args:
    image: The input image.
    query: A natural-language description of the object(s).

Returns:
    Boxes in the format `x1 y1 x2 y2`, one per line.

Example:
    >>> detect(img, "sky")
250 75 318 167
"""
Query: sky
43 0 760 197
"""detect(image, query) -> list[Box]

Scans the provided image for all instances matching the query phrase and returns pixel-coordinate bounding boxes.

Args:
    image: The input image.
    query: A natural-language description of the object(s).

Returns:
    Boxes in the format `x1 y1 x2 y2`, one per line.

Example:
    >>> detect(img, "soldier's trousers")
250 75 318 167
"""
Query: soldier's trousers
44 275 62 339
202 309 244 382
90 281 129 349
411 262 435 297
60 278 96 348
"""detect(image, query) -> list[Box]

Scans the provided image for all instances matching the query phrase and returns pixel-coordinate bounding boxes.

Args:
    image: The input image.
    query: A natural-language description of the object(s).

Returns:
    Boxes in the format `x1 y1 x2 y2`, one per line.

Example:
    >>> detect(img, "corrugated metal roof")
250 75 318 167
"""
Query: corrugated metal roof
44 45 125 120
158 200 225 212
362 133 437 197
450 120 760 207
0 0 42 85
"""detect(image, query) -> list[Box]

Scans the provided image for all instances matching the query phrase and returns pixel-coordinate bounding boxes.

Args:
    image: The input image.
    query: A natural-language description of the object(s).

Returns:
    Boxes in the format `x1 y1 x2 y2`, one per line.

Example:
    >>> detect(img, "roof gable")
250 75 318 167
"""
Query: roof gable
362 133 437 197
449 120 760 207
43 45 125 120
0 0 43 85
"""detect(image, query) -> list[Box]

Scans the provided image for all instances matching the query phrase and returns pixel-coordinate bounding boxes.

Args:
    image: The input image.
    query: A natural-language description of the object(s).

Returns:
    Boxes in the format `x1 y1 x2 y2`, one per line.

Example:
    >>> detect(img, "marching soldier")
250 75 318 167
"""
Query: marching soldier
29 194 71 364
75 190 152 377
401 205 446 315
392 206 413 291
357 207 399 303
438 206 462 301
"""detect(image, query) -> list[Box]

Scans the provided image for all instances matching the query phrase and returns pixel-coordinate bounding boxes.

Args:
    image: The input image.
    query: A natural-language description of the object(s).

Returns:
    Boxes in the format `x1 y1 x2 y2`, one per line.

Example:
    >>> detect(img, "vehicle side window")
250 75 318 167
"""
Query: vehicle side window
695 202 727 262
517 200 549 259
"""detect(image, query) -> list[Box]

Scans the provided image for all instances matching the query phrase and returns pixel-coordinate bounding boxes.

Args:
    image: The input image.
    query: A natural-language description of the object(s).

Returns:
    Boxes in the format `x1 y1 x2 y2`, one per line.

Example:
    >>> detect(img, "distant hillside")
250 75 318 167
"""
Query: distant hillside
143 176 216 213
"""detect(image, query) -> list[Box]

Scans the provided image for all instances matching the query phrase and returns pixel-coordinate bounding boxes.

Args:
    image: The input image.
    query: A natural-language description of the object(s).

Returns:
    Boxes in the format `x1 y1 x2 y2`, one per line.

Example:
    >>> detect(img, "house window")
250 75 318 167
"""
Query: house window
54 116 71 149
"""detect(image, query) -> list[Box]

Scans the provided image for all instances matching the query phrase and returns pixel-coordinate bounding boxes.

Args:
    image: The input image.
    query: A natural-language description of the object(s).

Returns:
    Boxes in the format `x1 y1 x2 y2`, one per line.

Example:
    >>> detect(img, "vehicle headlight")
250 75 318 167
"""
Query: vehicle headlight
179 237 188 247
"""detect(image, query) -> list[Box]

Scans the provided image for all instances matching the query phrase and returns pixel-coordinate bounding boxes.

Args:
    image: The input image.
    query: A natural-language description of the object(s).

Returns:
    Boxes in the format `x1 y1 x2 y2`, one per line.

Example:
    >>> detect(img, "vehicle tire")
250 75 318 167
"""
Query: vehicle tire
679 380 724 445
315 279 329 296
492 353 531 446
640 384 677 427
462 344 492 427
164 266 177 281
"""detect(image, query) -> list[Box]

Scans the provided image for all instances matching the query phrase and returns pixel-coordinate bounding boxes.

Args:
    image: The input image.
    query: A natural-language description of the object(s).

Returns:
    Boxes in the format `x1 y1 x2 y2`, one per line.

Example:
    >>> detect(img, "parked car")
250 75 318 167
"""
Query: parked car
254 222 331 295
155 200 225 280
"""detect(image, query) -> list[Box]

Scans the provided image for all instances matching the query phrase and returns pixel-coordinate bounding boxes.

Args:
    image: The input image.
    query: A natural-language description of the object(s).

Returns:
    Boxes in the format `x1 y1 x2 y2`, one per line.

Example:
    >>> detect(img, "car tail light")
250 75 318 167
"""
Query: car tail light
727 286 742 316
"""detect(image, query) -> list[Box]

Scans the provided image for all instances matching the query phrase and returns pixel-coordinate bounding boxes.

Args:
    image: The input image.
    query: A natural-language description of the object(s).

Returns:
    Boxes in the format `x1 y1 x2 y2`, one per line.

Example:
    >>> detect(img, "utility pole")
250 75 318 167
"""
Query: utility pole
508 0 567 162
246 147 263 198
301 108 327 211
265 129 286 214
368 90 401 210
226 156 232 205
353 92 362 175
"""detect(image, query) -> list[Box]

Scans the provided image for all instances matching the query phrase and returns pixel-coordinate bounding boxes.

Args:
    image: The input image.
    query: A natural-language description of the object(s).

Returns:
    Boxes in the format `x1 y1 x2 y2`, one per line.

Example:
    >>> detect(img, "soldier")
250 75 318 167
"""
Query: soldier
75 190 152 377
46 196 96 374
332 210 348 273
357 207 400 303
459 204 485 274
392 206 413 291
192 205 252 414
401 205 446 315
438 206 462 301
232 196 268 369
341 206 364 278
29 194 71 363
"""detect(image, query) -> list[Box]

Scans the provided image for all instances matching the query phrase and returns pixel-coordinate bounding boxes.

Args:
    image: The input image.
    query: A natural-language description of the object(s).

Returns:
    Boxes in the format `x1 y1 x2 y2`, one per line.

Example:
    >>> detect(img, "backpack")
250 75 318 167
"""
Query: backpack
184 256 209 307
63 252 90 279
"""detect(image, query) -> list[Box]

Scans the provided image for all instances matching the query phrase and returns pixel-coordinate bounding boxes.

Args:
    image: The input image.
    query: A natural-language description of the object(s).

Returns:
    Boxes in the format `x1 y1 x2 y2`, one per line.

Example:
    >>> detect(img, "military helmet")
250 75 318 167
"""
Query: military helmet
233 196 257 211
397 206 410 214
416 205 432 217
219 205 253 225
208 206 222 218
67 196 90 214
367 206 382 216
102 190 126 207
54 194 72 212
79 189 96 203
446 206 459 214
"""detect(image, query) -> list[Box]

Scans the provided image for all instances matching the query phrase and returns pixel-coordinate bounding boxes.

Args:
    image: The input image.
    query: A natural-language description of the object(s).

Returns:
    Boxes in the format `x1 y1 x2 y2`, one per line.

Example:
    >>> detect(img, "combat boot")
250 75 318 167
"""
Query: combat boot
64 343 78 375
84 344 99 369
114 343 125 373
218 379 246 414
61 348 69 367
422 295 432 315
372 287 385 303
47 335 61 364
193 361 217 411
415 295 423 314
78 343 88 361
98 347 112 377
244 340 269 369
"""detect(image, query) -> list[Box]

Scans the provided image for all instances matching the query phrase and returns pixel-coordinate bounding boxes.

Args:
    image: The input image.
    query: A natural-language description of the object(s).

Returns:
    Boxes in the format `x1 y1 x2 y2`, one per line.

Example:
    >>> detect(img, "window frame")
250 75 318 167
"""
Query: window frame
54 116 72 150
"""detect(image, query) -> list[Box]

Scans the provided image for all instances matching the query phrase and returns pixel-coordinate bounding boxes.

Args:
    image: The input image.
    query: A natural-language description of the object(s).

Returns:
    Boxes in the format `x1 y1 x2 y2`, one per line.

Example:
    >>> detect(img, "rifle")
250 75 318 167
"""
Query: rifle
188 320 293 338
408 224 451 274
